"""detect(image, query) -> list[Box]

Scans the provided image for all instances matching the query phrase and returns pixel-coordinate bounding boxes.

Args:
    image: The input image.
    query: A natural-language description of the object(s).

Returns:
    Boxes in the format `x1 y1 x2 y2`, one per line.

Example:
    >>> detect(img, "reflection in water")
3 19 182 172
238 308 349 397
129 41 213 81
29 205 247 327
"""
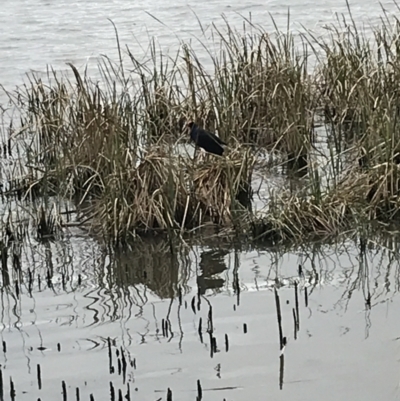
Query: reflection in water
0 233 399 323
0 233 400 326
79 238 193 326
197 249 229 295
0 241 10 287
1 234 400 398
108 238 191 299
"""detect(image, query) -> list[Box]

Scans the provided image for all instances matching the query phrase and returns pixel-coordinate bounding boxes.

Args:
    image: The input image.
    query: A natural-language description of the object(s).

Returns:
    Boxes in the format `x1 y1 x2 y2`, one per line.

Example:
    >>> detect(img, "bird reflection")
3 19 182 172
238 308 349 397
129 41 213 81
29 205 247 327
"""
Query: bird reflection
197 249 229 295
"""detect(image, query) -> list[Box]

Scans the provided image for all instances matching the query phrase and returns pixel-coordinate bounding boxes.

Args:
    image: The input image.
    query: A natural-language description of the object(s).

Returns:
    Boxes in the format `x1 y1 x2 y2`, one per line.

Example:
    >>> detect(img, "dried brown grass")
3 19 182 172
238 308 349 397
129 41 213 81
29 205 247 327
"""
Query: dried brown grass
4 9 400 245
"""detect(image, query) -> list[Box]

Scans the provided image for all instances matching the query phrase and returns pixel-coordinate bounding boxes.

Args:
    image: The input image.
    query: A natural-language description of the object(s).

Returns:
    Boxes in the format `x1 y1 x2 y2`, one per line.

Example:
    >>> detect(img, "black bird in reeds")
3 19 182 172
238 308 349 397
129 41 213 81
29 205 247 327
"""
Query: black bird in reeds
186 121 227 156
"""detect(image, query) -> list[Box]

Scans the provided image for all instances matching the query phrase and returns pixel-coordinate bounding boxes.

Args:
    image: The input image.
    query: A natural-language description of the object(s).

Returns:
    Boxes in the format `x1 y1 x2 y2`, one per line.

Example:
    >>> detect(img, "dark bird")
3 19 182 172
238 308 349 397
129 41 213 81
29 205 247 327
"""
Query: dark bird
186 121 227 156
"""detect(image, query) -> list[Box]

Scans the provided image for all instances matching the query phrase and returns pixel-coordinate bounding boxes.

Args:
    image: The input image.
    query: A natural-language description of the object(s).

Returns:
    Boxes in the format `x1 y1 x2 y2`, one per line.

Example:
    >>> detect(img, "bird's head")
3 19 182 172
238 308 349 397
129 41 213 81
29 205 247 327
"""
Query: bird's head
185 121 195 130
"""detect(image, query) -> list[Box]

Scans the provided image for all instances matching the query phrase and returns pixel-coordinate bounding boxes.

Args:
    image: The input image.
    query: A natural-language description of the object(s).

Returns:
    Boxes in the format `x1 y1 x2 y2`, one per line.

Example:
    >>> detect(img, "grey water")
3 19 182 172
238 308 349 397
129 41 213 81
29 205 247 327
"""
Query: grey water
1 1 400 400
0 0 398 89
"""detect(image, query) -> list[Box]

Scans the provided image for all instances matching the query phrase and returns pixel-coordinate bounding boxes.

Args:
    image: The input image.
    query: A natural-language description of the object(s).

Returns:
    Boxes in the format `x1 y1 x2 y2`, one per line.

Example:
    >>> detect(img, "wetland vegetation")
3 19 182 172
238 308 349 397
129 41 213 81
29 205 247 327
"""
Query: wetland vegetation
2 5 400 399
1 7 400 246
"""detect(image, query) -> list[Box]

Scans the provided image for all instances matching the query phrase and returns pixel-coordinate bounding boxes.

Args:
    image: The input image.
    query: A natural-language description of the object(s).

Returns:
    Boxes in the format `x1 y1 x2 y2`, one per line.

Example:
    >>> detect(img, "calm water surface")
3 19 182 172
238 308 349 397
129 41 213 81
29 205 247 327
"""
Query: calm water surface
1 1 400 400
1 236 400 400
0 0 399 88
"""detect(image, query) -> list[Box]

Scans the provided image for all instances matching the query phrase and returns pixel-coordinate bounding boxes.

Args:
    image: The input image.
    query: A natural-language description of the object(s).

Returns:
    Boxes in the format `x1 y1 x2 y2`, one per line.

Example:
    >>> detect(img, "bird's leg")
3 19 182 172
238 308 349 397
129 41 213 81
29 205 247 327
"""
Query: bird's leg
200 149 207 163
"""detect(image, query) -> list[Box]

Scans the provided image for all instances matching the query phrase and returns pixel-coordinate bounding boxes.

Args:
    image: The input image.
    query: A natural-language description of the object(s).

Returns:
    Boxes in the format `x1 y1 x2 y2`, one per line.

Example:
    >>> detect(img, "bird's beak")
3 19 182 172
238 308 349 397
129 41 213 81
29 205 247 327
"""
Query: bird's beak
177 122 189 143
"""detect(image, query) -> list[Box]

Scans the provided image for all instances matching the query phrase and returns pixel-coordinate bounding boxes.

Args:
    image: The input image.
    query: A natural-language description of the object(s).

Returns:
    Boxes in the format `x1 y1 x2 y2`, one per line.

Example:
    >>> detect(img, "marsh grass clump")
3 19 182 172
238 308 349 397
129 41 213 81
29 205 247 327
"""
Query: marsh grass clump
90 147 190 242
191 149 255 225
11 64 139 203
251 158 400 243
4 51 258 243
89 146 255 243
7 9 400 244
316 19 374 130
359 162 400 218
316 9 400 167
251 170 366 242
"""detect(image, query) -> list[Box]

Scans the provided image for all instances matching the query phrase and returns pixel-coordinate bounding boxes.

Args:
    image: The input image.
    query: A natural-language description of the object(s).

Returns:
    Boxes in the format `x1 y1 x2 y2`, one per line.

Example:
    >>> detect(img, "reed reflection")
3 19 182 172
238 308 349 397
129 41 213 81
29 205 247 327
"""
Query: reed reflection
109 238 191 299
197 248 229 295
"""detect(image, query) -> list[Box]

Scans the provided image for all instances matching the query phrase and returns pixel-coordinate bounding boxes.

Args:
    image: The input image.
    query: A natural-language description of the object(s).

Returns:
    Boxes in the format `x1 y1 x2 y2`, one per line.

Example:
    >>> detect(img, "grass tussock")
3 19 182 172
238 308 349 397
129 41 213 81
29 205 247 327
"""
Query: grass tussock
87 147 254 243
192 149 254 225
90 147 189 240
252 162 400 242
316 6 400 167
251 178 361 242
